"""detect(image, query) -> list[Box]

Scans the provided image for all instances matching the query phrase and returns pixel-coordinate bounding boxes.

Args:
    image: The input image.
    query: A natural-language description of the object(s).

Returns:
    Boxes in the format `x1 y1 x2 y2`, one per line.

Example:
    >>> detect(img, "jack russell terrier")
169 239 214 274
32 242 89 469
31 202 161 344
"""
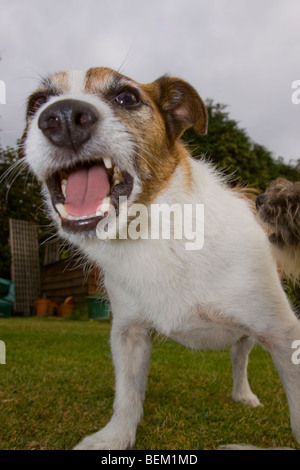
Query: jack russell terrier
20 67 300 449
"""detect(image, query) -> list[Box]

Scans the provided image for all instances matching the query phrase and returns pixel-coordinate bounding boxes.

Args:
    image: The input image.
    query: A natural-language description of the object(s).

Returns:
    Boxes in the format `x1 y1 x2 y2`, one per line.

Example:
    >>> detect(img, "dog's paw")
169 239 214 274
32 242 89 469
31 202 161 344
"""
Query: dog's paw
73 434 124 450
232 391 262 408
73 424 135 450
73 432 131 450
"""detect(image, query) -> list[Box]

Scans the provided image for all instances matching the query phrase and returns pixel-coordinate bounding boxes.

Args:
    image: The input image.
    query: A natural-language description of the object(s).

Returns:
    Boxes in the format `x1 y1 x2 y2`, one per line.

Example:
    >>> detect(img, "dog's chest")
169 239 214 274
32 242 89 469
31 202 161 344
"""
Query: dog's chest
103 241 245 350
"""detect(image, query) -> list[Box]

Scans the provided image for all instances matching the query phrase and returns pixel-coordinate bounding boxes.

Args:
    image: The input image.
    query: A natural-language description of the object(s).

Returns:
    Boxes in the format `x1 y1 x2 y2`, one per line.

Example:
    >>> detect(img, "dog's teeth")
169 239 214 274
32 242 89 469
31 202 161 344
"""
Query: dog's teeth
55 203 69 219
112 166 123 186
61 179 67 198
67 214 97 220
113 166 123 177
103 157 112 169
98 197 111 214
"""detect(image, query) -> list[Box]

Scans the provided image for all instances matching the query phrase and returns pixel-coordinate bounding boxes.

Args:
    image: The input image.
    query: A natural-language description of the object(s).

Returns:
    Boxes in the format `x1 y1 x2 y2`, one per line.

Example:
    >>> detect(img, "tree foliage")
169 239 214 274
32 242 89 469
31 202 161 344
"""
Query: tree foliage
0 147 49 278
183 100 300 190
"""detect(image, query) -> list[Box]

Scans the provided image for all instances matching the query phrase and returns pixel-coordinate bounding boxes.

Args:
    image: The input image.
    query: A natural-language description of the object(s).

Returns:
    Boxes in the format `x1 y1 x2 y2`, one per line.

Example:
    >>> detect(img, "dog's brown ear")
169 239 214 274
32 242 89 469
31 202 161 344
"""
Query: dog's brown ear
150 75 208 139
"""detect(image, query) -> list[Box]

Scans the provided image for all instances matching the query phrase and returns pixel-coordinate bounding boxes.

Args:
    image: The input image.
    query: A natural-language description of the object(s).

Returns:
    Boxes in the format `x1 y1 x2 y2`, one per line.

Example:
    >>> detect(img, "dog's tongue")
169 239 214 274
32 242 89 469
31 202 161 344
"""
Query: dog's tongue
64 165 110 217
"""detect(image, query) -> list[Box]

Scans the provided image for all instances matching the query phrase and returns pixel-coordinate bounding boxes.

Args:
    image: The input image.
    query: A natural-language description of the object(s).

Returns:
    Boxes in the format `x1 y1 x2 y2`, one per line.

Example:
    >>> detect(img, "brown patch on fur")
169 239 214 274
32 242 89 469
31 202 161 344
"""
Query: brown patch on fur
231 185 258 214
179 155 193 192
49 71 69 93
85 68 191 205
86 71 208 207
84 67 126 95
123 76 208 206
134 141 192 208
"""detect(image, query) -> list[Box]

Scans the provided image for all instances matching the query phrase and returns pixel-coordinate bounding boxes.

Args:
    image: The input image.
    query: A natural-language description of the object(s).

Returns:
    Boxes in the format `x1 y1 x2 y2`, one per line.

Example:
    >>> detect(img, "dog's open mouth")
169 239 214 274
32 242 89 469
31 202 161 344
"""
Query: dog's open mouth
46 157 134 232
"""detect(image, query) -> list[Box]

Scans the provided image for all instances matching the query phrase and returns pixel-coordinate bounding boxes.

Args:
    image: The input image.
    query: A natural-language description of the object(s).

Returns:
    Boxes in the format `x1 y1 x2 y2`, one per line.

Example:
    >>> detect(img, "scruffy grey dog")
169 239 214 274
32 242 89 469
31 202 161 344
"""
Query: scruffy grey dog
256 178 300 280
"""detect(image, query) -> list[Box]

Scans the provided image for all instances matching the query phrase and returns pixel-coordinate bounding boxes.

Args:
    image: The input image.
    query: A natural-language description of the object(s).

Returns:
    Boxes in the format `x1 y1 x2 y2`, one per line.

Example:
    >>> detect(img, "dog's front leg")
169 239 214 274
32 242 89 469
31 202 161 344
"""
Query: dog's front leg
74 320 152 450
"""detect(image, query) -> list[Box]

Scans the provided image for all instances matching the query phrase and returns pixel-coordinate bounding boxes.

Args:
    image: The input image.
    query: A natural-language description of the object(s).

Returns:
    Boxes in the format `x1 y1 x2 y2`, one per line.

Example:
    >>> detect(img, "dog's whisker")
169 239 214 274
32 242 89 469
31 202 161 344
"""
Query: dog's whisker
0 158 27 184
0 159 30 202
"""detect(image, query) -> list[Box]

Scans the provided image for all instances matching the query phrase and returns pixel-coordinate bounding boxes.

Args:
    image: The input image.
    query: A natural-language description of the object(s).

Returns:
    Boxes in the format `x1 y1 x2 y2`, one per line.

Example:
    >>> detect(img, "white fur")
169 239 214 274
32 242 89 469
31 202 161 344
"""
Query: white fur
71 158 300 450
66 70 87 94
23 71 300 450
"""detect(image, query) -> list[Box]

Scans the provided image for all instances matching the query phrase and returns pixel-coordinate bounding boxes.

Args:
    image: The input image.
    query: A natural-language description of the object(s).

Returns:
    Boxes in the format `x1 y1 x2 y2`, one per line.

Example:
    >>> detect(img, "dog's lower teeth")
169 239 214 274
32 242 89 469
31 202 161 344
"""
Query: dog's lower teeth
55 203 69 218
67 214 90 220
96 197 111 214
56 202 111 221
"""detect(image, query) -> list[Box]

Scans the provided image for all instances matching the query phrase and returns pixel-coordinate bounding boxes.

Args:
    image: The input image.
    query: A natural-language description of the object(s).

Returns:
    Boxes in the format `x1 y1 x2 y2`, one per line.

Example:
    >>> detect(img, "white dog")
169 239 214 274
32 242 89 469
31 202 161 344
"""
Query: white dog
20 67 300 449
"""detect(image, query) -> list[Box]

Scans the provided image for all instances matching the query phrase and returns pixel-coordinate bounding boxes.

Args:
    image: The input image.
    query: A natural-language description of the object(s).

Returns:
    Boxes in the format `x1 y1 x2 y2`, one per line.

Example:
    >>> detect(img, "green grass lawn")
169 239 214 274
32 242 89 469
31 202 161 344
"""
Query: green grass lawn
0 317 298 450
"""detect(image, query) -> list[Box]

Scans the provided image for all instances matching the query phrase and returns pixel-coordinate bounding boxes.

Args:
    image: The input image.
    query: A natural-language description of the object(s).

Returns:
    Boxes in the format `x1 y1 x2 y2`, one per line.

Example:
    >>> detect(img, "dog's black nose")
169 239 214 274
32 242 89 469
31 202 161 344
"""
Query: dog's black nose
256 193 266 210
38 99 100 151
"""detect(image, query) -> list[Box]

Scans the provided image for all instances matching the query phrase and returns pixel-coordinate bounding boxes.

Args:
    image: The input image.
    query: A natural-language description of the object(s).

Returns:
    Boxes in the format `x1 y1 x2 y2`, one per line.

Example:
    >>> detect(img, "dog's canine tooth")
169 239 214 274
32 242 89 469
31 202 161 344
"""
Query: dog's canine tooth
103 157 113 169
55 203 69 219
99 197 111 213
61 179 67 198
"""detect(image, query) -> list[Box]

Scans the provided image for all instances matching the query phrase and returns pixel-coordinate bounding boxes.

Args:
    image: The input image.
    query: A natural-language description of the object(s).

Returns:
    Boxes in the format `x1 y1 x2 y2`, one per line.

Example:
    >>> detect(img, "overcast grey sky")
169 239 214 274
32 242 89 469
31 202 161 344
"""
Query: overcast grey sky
0 0 299 163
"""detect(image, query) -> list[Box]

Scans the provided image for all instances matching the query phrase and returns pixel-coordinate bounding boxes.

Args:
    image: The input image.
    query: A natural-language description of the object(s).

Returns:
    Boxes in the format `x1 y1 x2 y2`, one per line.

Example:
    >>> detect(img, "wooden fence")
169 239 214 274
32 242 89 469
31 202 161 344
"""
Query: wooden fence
41 260 103 311
9 218 40 315
9 218 103 315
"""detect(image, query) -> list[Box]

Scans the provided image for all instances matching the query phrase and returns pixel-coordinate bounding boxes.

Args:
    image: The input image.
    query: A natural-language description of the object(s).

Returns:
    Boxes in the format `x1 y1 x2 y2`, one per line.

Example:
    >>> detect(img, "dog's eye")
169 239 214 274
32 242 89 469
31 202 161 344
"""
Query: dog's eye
29 95 48 115
115 91 140 108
